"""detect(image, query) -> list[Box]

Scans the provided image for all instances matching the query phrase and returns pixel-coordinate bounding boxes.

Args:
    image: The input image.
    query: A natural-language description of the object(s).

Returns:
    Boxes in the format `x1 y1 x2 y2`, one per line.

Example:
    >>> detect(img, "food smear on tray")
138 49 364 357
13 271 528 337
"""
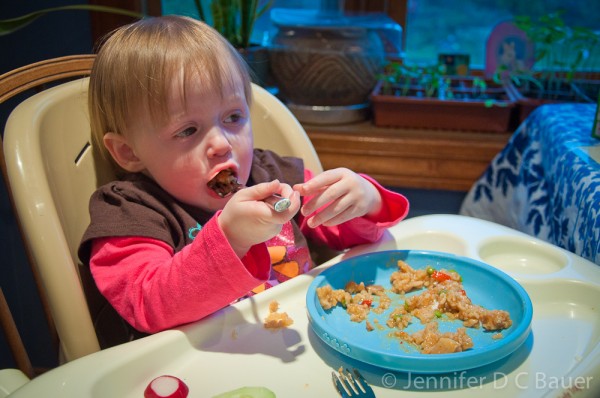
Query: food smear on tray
263 300 294 329
316 260 513 354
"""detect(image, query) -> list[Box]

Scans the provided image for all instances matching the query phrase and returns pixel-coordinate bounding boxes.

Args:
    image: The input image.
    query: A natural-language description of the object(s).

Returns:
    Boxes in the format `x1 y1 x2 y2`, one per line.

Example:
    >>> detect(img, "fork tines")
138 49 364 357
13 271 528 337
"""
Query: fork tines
332 368 375 397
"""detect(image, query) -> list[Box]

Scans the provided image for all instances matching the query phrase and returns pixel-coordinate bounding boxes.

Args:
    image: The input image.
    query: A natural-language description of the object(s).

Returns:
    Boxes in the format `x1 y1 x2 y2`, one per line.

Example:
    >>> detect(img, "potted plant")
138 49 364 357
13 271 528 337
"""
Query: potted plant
371 61 518 133
192 0 272 49
496 11 600 121
192 0 273 86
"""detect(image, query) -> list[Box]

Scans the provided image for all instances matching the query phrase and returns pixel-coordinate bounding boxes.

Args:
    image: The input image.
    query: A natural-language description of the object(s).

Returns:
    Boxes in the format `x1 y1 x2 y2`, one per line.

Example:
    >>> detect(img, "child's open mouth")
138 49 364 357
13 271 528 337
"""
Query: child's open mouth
206 169 291 212
207 169 242 198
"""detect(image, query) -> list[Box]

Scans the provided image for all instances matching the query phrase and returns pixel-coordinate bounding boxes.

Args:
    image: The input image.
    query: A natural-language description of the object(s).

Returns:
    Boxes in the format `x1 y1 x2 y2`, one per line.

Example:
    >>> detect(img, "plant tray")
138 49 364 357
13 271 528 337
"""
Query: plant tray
370 78 518 133
504 78 600 123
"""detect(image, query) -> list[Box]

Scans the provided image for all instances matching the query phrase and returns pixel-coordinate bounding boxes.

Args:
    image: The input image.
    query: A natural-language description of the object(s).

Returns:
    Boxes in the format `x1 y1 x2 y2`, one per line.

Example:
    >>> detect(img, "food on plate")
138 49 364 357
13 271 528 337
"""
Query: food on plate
316 259 513 354
315 285 351 310
394 261 512 331
207 169 241 197
316 282 391 323
263 300 294 329
395 322 473 354
144 375 189 398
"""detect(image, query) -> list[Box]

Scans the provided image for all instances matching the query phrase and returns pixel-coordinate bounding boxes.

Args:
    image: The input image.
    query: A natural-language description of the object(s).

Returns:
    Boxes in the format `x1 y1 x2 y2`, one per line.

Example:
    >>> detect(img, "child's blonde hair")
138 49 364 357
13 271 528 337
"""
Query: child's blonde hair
88 15 252 168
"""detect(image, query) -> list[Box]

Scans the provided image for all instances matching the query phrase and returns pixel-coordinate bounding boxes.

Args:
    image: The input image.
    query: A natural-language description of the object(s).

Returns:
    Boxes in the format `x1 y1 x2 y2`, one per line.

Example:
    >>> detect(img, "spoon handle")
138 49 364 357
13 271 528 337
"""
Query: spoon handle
263 194 291 212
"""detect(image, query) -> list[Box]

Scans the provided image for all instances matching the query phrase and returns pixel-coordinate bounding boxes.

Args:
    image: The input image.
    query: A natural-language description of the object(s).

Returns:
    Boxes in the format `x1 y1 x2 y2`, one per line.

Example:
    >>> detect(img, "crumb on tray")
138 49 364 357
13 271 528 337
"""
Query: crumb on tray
264 300 294 329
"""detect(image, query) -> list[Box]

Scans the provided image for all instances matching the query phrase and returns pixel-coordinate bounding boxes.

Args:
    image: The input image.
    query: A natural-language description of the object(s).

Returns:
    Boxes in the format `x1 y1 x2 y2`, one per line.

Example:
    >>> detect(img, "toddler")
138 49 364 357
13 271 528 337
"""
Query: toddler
78 15 409 346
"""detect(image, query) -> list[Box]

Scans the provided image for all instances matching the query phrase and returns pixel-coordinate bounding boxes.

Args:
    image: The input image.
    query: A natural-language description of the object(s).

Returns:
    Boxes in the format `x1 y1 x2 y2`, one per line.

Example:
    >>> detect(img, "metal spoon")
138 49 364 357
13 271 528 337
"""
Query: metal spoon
262 194 292 212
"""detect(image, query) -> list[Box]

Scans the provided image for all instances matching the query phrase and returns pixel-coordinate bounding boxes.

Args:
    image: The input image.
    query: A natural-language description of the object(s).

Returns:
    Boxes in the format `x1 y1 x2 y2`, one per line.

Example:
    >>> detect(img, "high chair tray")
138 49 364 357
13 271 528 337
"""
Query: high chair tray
10 215 600 397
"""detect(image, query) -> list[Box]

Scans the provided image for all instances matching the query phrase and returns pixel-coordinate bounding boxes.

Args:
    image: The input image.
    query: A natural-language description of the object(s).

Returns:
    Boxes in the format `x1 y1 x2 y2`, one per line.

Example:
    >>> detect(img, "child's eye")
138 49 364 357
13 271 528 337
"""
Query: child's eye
175 126 197 138
224 112 244 124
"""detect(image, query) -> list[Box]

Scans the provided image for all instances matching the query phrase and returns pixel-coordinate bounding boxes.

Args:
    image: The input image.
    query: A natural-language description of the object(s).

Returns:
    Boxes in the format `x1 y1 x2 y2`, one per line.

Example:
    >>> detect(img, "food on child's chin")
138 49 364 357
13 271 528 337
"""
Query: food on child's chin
144 375 189 398
207 169 242 197
263 300 294 329
316 260 513 354
212 386 276 398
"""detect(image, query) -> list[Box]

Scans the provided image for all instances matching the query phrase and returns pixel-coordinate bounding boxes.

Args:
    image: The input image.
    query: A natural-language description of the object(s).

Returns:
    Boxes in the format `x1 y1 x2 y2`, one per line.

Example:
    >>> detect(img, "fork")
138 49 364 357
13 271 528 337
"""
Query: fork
332 368 376 398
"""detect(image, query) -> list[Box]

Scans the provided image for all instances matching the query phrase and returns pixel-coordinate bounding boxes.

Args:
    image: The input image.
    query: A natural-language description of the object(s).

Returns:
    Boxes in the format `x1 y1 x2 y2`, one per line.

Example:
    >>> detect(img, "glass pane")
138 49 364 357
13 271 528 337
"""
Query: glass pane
404 0 600 70
162 1 600 72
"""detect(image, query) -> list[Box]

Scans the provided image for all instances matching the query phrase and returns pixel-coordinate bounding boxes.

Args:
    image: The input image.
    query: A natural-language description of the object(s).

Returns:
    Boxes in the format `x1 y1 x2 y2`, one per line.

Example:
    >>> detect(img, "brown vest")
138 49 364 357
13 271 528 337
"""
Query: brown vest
78 149 305 347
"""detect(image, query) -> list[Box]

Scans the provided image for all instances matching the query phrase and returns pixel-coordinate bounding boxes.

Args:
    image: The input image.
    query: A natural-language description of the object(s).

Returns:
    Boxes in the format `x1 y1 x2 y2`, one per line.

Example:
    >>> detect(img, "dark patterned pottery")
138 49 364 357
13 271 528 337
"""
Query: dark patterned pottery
268 10 386 109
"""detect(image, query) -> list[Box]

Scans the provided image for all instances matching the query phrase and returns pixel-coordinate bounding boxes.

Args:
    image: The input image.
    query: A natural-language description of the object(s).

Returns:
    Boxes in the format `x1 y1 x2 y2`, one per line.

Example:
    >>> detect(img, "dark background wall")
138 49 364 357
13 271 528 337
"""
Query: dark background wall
0 0 95 371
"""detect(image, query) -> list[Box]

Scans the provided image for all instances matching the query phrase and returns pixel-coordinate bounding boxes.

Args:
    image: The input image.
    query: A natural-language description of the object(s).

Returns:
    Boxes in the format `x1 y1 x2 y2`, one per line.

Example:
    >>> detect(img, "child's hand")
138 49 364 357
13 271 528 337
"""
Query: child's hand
218 180 301 258
293 168 382 228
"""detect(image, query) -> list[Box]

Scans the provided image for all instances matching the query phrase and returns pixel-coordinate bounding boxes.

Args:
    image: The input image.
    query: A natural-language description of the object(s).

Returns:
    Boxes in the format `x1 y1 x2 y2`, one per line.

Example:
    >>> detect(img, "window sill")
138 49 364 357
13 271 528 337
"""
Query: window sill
302 121 511 192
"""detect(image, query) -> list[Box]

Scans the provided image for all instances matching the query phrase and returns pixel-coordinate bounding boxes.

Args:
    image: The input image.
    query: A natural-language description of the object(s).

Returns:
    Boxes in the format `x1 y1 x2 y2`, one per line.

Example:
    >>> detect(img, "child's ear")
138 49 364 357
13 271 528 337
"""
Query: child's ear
103 132 145 172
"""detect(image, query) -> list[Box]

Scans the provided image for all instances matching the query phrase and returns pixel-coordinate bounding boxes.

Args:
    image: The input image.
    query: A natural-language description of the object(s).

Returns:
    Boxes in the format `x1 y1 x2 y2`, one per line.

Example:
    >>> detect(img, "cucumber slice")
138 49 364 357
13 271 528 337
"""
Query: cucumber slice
212 386 276 398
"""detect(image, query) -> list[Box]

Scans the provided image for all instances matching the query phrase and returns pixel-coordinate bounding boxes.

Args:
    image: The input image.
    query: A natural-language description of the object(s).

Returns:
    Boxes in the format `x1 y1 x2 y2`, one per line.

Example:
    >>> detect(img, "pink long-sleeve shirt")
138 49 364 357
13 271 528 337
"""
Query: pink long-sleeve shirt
89 172 408 333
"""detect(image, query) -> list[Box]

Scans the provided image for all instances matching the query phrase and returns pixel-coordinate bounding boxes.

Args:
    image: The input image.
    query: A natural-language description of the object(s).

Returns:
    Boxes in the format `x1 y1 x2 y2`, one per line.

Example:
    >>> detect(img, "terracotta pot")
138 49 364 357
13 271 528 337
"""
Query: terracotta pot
371 77 518 133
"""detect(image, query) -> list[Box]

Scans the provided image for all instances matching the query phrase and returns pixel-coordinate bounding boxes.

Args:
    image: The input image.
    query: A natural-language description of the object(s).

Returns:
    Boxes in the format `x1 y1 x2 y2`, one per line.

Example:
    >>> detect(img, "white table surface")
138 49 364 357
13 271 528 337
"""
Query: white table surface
9 215 600 397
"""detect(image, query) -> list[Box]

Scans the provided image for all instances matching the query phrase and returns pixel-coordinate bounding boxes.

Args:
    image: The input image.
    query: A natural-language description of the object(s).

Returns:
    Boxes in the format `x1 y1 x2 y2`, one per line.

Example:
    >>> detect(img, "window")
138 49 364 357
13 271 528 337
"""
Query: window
161 0 322 46
160 0 600 71
404 0 600 69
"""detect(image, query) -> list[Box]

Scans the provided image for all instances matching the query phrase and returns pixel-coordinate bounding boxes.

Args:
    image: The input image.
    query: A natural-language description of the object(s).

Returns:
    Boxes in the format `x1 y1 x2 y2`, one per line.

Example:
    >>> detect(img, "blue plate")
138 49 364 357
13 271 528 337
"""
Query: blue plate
306 250 533 374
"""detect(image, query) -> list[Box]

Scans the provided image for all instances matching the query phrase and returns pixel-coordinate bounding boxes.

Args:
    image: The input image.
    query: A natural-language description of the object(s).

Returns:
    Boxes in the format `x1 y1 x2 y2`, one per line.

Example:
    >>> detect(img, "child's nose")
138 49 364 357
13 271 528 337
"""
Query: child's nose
206 127 232 158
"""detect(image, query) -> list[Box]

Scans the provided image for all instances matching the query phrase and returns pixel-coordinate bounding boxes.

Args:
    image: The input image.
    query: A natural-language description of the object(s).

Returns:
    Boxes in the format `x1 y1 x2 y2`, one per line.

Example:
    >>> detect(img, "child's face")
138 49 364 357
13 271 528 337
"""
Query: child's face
123 73 254 211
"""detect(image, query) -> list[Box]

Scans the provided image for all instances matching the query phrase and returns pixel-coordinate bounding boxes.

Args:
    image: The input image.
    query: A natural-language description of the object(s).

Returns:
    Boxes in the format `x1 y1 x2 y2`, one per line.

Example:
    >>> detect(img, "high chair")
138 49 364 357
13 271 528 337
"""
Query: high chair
0 55 322 387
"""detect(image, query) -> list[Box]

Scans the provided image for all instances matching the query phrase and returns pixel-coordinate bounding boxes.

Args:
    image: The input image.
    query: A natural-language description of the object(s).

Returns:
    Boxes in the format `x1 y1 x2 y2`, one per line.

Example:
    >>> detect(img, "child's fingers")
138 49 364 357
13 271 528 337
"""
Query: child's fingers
300 181 352 217
278 183 295 198
235 180 300 215
236 180 281 200
305 197 352 228
294 169 344 196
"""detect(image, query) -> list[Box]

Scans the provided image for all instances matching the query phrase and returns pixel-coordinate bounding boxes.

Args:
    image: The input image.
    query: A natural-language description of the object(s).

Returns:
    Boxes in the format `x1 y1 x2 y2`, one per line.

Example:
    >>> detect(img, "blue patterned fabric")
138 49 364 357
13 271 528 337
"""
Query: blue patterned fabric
460 104 600 265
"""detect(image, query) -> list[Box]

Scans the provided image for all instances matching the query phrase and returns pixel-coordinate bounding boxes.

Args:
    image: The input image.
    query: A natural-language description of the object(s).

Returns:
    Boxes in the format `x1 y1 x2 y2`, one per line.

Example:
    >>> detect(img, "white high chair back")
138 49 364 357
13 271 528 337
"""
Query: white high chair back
0 55 322 366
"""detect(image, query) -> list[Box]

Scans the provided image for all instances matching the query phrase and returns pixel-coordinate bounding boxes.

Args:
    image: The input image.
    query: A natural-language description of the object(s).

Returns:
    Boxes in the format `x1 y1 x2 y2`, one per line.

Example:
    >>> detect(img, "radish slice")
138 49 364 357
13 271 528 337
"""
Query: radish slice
144 375 189 398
